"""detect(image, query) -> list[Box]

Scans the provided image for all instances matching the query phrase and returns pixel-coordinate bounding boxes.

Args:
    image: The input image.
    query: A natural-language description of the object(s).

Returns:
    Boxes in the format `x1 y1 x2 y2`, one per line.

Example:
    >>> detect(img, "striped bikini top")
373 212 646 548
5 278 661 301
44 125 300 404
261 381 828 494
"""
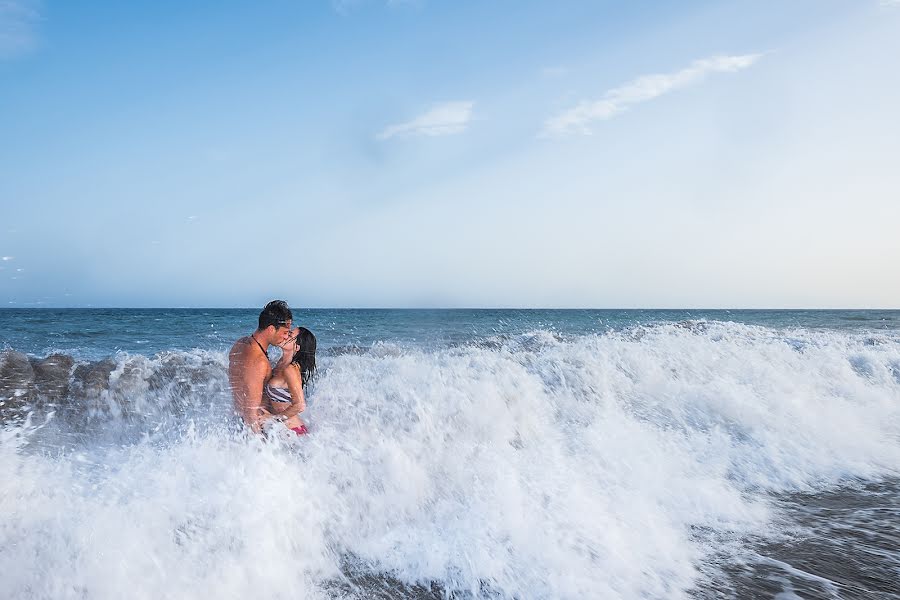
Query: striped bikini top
264 384 293 404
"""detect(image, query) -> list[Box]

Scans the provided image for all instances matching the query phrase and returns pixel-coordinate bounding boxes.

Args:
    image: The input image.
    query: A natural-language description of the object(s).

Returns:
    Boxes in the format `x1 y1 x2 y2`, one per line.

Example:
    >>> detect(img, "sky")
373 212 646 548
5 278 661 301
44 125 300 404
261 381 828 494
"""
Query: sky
1 0 899 308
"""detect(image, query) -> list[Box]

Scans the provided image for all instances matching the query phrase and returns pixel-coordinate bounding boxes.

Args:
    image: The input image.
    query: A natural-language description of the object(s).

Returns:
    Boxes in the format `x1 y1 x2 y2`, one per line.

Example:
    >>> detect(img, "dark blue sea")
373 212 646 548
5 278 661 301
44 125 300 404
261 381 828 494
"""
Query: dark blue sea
2 309 899 599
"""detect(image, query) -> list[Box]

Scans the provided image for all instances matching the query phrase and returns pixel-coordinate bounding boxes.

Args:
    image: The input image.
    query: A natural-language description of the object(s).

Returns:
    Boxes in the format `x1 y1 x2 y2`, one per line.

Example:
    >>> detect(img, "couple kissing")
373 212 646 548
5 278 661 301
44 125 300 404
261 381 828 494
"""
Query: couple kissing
228 300 317 435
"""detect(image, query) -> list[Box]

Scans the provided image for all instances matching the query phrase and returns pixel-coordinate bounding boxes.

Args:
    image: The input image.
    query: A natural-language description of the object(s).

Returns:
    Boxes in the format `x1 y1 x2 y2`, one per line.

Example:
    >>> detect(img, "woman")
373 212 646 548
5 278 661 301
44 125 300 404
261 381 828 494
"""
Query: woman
265 326 317 435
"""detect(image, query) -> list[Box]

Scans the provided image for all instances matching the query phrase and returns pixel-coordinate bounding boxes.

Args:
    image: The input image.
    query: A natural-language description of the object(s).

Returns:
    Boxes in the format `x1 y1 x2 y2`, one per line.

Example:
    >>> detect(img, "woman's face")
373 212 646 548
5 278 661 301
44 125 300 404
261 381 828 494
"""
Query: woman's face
280 327 301 355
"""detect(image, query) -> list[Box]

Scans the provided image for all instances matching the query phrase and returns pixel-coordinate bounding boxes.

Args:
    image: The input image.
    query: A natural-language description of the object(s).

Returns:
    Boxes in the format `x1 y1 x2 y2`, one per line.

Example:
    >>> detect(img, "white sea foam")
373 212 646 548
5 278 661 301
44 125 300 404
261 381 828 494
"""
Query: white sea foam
3 322 900 599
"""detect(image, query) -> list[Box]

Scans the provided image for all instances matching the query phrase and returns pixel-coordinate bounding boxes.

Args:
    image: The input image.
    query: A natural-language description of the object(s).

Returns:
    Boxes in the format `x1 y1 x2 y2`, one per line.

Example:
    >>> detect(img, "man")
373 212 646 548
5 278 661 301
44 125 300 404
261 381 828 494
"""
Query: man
228 300 294 431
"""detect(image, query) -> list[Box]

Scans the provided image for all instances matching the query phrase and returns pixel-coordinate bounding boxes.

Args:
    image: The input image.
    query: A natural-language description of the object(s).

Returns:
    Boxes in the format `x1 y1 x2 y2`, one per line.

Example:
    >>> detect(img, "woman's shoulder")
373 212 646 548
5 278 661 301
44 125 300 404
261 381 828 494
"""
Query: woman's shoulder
274 360 300 372
271 361 300 380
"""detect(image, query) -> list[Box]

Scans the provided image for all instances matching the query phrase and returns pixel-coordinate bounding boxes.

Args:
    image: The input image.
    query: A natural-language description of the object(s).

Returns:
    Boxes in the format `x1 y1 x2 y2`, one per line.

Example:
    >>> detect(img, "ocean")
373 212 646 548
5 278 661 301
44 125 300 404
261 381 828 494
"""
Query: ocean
2 308 899 599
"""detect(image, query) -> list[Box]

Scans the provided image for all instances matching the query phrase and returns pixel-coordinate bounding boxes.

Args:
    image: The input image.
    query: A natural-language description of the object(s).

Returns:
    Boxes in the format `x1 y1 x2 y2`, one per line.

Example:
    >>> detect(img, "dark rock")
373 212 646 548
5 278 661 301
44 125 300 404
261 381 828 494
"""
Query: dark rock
147 354 180 393
145 353 214 417
0 350 36 418
32 353 75 402
72 359 117 398
0 350 35 391
674 320 710 334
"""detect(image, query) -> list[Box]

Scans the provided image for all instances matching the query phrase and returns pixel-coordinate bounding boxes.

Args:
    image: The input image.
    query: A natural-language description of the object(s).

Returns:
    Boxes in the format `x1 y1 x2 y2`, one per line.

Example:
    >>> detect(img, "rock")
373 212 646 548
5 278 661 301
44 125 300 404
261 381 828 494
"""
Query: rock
0 350 35 391
0 350 36 418
32 353 75 402
72 359 117 398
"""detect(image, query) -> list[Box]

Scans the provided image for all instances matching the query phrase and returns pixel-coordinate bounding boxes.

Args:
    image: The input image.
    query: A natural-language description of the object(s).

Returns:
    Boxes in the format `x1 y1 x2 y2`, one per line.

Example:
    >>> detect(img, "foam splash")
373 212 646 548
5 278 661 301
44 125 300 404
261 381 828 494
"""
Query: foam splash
2 322 900 599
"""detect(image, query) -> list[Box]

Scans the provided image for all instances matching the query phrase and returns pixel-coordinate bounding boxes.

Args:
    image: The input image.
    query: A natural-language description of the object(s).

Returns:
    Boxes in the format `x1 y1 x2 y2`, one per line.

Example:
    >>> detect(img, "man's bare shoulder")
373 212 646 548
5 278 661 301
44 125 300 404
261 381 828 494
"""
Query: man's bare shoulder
229 337 262 370
229 337 250 367
229 337 269 373
229 336 251 358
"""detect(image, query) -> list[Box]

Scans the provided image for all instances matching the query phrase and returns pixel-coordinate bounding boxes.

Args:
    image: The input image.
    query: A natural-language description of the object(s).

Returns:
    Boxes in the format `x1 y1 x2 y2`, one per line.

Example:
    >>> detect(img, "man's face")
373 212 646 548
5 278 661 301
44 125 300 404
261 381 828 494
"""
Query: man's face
273 322 292 343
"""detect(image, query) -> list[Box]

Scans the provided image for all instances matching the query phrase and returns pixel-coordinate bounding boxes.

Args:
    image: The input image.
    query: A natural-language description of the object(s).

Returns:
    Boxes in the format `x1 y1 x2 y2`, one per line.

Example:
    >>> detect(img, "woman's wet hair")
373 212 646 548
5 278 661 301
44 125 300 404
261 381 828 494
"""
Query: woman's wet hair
291 327 317 386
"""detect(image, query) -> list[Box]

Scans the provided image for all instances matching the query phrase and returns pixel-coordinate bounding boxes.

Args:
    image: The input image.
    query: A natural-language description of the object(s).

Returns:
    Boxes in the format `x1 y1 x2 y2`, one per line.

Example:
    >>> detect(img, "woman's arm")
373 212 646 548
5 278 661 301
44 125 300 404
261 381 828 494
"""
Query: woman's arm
276 363 306 420
275 348 293 370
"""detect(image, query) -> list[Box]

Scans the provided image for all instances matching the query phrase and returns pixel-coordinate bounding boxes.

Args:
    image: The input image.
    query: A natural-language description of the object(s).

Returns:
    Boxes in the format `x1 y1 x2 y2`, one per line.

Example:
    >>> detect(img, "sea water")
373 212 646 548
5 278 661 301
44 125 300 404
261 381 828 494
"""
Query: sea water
2 309 899 599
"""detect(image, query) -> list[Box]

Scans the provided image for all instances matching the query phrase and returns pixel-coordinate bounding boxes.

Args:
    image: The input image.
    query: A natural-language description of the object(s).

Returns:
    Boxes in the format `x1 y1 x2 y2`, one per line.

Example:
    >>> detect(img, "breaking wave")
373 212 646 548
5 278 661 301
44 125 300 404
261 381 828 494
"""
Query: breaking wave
2 322 900 599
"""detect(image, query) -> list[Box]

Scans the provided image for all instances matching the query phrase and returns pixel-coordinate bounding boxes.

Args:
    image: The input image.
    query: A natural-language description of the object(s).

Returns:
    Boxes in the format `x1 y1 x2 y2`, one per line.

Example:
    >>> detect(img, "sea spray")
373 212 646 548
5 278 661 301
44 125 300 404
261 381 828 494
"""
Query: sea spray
2 321 900 599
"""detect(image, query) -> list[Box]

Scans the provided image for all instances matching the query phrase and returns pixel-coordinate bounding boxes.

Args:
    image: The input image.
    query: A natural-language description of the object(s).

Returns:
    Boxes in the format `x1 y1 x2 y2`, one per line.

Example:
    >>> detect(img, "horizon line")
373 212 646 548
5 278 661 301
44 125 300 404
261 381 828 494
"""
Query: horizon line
2 306 899 311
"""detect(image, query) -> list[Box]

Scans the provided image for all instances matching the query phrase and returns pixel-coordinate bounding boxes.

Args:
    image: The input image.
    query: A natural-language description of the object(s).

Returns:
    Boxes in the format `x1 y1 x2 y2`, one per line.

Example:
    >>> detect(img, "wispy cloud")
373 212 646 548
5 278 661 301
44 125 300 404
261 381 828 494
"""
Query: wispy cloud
377 101 475 141
541 53 762 137
332 0 418 15
331 0 360 14
0 0 40 60
541 66 569 78
1 256 13 261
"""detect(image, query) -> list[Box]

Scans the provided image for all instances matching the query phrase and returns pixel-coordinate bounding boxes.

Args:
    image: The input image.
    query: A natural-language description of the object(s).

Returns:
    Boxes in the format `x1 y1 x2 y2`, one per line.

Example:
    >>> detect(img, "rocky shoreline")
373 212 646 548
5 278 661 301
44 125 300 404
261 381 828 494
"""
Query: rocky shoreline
0 349 229 426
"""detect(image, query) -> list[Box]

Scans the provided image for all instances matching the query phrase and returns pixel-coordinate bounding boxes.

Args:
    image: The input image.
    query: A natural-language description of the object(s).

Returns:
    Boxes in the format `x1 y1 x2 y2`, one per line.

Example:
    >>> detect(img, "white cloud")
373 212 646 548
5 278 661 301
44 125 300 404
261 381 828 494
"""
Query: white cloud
1 256 13 261
377 101 475 141
541 53 762 137
0 0 40 60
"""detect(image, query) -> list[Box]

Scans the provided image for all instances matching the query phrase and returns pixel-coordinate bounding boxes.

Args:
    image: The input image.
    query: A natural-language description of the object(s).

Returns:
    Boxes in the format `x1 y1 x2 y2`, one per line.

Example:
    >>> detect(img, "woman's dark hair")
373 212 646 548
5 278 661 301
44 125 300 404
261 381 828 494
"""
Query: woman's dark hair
291 327 317 387
258 300 293 330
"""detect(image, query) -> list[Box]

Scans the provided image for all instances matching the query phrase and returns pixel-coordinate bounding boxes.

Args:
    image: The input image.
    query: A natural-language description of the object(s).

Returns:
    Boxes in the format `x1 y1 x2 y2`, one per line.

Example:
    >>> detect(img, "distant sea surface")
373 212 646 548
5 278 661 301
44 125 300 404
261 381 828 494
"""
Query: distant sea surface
2 309 900 599
4 307 899 358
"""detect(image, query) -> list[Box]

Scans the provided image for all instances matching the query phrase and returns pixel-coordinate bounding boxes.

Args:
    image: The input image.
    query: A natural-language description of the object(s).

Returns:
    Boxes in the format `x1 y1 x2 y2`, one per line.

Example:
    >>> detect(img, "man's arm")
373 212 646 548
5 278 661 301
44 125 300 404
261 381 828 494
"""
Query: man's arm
241 358 271 431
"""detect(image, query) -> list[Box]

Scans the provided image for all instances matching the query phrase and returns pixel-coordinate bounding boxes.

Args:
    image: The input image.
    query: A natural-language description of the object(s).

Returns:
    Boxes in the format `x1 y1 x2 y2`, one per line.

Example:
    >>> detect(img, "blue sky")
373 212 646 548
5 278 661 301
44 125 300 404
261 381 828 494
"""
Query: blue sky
1 0 899 308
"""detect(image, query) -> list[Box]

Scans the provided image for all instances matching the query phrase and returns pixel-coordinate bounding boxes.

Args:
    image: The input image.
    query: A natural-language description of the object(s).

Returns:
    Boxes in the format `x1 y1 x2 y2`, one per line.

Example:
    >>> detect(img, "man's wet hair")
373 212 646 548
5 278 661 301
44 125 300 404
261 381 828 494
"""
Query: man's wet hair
258 300 293 330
